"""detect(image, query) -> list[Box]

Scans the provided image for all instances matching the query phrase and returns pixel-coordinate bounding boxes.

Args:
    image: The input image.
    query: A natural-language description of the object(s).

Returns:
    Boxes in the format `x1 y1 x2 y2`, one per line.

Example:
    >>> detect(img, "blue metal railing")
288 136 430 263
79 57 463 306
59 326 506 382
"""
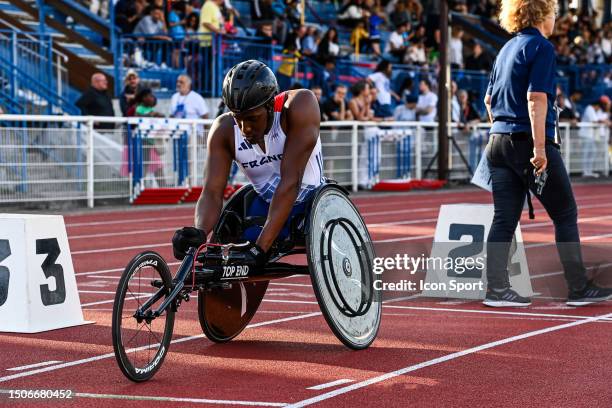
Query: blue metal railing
0 30 74 114
117 33 282 97
116 31 611 105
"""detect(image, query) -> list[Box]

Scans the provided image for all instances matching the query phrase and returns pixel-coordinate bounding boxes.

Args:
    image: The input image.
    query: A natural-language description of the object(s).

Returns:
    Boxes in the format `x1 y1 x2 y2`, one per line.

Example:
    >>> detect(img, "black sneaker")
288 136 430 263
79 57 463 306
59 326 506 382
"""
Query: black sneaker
483 288 532 307
567 282 612 306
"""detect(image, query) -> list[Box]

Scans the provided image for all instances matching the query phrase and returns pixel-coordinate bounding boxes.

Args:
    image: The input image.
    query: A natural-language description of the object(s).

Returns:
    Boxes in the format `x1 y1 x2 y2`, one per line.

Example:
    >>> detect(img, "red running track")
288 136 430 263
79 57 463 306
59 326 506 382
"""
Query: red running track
1 183 611 407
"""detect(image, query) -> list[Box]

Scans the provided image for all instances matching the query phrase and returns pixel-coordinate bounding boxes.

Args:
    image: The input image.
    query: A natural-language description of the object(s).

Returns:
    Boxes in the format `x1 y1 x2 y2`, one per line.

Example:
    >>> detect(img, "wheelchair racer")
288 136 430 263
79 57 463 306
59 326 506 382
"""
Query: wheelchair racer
172 60 324 267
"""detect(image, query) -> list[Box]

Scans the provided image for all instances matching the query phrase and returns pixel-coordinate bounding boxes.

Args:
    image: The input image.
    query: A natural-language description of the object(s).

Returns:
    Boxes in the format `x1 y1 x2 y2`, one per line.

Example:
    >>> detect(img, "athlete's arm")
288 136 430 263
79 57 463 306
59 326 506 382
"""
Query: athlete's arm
194 114 234 235
256 90 320 251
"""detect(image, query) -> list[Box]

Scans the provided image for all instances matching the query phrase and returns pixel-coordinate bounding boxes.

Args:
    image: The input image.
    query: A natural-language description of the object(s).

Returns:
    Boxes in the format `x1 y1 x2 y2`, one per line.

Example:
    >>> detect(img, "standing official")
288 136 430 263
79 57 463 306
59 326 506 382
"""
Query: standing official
483 0 612 307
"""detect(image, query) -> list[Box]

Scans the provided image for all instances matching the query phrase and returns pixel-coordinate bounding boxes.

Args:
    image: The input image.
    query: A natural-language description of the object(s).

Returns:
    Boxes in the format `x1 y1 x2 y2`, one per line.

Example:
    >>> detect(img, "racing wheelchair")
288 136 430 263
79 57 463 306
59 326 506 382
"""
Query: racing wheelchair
111 182 381 382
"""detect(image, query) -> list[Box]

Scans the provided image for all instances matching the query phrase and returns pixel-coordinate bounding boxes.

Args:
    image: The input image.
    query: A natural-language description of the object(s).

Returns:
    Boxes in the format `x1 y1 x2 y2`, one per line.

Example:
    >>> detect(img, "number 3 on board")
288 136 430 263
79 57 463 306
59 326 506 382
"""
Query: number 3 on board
0 238 66 307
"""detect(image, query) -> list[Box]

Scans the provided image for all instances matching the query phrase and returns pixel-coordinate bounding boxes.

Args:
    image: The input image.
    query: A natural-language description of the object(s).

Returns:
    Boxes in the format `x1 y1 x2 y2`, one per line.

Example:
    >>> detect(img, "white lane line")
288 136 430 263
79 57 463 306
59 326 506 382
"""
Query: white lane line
368 218 438 228
374 234 434 243
0 390 286 407
262 299 318 305
382 305 612 321
85 276 121 280
72 243 170 255
364 198 612 219
79 290 154 295
6 361 63 371
81 295 150 307
75 262 181 277
70 227 176 240
531 262 612 280
526 232 612 249
269 283 312 287
0 312 321 384
522 214 612 229
66 215 192 227
75 392 288 407
286 312 612 407
373 209 612 243
306 379 354 390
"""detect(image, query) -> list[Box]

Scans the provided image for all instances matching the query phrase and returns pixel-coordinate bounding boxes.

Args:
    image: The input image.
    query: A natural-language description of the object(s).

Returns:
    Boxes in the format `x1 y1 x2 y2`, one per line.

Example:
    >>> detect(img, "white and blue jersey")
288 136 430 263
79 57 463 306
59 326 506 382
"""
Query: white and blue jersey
233 92 324 203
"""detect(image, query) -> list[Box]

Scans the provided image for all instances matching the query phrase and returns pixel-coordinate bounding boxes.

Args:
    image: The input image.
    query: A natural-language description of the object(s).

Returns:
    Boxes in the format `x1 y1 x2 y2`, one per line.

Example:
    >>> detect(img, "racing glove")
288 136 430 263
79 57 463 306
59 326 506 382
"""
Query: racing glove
172 227 206 260
239 243 270 268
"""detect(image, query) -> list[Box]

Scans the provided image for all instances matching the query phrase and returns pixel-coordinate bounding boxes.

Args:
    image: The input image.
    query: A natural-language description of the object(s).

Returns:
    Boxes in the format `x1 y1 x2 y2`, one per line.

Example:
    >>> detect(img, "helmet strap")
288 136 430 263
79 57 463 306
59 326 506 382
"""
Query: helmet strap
263 100 275 135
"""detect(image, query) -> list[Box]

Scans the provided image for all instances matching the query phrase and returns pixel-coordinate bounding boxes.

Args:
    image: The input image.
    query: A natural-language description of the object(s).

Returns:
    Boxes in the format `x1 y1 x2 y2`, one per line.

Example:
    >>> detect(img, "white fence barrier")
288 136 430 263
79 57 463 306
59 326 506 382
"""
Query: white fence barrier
0 115 609 207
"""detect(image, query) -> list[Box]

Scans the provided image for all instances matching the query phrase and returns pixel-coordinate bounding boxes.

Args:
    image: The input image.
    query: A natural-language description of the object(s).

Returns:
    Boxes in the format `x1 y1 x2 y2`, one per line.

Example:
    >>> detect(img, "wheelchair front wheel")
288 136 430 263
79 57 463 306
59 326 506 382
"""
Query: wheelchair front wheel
112 251 175 382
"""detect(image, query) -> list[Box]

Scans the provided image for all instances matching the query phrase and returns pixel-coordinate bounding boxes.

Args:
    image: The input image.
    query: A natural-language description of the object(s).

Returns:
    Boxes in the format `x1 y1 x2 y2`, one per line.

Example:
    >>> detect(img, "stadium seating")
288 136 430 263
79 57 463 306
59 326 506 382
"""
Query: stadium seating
0 0 609 114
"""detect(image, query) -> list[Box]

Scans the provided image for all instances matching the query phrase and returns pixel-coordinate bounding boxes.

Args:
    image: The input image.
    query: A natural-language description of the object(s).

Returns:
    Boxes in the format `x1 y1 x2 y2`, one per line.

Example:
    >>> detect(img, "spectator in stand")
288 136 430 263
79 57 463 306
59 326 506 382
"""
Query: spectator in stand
449 26 464 69
348 80 375 121
252 0 276 22
406 0 424 23
311 85 325 120
386 20 410 62
393 94 418 121
351 21 370 53
389 1 410 28
412 24 427 44
115 0 146 33
119 69 144 116
398 76 414 100
453 0 469 14
251 0 286 44
168 1 188 41
322 84 353 121
415 78 437 122
255 22 278 44
567 90 583 119
199 0 225 94
168 1 192 68
75 73 115 129
406 39 427 65
284 0 302 28
556 93 578 125
368 60 400 118
200 0 225 42
456 89 483 171
465 42 492 71
450 80 460 122
143 0 164 16
285 24 307 53
170 74 209 119
369 87 393 120
185 12 200 35
469 0 496 18
302 26 320 57
339 0 369 28
312 58 337 97
134 88 164 187
602 29 612 60
134 88 163 118
580 96 611 178
133 6 171 40
317 28 340 64
367 4 386 55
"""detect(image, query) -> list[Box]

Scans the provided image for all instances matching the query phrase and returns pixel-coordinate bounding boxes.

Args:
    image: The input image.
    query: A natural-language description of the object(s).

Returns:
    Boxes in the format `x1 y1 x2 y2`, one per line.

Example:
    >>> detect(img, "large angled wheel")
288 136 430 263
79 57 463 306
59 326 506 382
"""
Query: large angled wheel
306 185 381 349
198 184 268 343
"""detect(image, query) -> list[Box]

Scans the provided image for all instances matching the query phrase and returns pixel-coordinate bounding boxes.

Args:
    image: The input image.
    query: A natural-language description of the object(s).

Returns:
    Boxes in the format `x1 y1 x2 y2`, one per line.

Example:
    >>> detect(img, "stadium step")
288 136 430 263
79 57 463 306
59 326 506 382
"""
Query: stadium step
131 185 241 205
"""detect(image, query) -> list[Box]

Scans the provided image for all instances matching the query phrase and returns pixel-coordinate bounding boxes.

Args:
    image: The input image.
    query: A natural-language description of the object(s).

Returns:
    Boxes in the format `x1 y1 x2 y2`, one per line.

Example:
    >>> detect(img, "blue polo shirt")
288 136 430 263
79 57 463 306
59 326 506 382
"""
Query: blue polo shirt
487 27 557 138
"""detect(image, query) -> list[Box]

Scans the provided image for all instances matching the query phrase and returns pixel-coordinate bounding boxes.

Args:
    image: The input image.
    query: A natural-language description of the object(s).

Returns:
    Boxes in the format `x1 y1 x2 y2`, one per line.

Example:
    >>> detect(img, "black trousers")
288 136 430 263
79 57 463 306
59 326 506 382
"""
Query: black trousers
485 133 588 292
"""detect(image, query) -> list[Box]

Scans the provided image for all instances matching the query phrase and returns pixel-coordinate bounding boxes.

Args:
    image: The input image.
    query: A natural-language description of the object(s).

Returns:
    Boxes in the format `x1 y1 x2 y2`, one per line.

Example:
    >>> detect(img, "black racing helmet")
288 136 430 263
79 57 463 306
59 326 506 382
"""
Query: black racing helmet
222 60 279 114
